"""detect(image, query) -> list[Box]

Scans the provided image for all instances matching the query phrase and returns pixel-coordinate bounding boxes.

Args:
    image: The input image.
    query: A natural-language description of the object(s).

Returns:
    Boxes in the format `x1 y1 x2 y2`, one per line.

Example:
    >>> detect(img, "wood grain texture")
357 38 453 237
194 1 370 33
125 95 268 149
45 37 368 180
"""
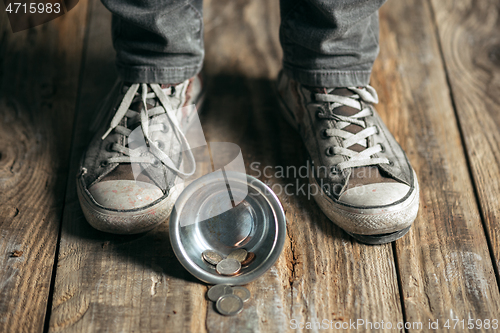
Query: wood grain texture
0 1 88 331
429 0 500 283
201 77 404 333
374 0 500 330
203 0 282 79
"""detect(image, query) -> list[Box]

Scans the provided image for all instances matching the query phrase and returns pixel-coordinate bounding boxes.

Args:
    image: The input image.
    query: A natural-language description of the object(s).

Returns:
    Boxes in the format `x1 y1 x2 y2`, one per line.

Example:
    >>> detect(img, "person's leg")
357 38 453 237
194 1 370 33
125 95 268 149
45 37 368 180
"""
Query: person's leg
279 0 385 87
102 0 204 84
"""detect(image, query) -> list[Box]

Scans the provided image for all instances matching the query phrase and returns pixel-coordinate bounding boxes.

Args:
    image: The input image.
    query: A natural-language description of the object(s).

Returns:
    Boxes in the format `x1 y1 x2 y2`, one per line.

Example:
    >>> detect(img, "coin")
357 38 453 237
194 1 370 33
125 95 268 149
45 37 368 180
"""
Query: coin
240 252 255 266
232 286 250 302
227 249 248 262
207 284 233 302
216 294 244 316
202 250 223 266
216 258 241 276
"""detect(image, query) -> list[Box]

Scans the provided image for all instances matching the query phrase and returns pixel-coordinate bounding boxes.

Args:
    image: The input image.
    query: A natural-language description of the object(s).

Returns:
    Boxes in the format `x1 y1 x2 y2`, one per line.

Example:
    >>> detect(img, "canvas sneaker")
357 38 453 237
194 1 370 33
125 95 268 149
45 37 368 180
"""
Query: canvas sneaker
277 71 419 244
77 76 204 234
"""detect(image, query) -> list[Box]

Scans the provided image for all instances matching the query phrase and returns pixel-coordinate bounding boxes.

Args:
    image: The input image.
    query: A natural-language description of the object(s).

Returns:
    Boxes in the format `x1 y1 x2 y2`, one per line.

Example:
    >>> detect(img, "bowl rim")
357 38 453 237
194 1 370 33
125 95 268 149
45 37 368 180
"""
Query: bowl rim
169 171 287 285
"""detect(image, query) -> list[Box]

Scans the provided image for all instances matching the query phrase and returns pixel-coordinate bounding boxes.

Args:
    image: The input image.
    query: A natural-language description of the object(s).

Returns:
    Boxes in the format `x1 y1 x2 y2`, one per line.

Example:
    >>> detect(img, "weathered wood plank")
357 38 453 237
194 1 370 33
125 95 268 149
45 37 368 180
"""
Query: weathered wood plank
430 0 500 284
0 0 88 331
374 0 500 330
47 0 208 331
201 76 404 332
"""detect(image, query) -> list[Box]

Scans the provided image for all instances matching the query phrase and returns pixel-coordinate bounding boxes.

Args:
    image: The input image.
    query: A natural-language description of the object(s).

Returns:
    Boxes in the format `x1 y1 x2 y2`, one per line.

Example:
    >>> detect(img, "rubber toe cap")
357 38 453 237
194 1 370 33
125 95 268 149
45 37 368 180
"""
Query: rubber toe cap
89 180 163 210
338 182 410 207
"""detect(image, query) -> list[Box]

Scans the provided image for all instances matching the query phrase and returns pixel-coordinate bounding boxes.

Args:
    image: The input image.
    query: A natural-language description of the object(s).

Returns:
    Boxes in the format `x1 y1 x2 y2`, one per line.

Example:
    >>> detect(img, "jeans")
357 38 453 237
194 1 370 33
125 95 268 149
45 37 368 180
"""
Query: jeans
101 0 386 87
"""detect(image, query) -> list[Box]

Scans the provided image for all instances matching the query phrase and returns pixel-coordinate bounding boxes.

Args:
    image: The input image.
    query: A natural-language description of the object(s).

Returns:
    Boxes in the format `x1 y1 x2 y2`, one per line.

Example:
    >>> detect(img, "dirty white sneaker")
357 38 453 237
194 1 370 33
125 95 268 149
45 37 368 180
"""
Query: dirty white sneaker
77 76 204 234
277 71 419 244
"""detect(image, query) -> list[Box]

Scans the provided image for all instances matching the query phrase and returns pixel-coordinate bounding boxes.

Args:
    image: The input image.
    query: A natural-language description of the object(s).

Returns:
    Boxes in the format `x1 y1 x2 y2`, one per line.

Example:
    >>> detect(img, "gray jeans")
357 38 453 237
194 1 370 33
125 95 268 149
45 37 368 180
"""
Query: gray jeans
102 0 386 87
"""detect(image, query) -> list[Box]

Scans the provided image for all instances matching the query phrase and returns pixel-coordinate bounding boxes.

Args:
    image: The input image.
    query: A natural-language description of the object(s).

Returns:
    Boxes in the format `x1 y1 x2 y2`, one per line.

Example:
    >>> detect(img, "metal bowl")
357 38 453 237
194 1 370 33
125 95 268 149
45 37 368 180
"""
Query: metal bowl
169 171 286 285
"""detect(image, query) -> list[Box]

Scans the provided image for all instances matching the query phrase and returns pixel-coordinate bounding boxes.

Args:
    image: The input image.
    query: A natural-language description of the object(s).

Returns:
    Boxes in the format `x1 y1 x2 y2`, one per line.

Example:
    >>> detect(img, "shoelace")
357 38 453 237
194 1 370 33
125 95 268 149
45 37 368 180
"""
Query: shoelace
101 83 195 178
310 85 390 172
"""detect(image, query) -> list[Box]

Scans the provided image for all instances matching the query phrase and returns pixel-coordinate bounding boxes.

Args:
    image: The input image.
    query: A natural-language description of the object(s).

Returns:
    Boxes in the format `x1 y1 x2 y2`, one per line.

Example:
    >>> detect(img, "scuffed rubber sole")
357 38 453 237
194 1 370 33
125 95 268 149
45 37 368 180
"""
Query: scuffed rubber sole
77 179 183 234
346 225 412 245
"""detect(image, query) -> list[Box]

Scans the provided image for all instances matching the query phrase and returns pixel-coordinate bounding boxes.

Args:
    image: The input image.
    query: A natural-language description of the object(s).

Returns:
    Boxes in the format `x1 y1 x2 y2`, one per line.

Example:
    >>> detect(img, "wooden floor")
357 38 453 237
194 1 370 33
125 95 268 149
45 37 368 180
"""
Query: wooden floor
1 0 500 331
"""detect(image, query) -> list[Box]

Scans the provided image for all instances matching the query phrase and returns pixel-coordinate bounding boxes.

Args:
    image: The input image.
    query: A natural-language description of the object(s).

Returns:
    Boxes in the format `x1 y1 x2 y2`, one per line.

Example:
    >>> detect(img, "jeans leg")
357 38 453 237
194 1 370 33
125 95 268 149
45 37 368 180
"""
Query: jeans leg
280 0 386 87
102 0 204 84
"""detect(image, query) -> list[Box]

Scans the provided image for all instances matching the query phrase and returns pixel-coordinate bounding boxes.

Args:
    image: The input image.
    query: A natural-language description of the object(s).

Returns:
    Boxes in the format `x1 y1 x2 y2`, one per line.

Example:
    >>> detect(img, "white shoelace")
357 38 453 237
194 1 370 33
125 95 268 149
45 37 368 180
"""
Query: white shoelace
101 83 195 178
310 85 390 172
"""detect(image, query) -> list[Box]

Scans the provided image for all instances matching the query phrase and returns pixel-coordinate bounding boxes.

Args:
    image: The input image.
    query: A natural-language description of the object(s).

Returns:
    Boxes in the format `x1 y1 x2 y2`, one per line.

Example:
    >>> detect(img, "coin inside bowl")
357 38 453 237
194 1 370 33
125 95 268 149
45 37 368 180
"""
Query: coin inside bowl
169 171 286 285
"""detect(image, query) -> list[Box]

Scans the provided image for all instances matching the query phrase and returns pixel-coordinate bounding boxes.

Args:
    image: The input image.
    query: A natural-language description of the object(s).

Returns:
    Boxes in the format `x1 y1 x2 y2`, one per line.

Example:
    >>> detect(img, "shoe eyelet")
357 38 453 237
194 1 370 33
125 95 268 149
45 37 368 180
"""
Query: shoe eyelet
325 147 334 156
330 165 340 174
155 140 165 150
320 129 329 139
161 123 169 133
316 108 325 119
100 160 109 168
379 143 385 153
388 160 394 166
375 125 380 134
152 159 161 167
106 142 114 152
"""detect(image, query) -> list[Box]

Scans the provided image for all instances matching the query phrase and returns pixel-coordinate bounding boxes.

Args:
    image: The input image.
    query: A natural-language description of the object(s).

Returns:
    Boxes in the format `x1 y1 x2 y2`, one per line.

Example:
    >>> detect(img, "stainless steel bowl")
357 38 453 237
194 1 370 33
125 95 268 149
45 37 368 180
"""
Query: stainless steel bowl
169 171 286 285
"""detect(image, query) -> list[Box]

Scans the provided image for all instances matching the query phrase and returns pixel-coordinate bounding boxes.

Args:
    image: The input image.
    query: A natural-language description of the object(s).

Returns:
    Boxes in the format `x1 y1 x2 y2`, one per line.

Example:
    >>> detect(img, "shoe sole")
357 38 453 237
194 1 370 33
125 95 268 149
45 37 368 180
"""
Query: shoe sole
309 172 419 243
276 84 419 244
345 226 412 245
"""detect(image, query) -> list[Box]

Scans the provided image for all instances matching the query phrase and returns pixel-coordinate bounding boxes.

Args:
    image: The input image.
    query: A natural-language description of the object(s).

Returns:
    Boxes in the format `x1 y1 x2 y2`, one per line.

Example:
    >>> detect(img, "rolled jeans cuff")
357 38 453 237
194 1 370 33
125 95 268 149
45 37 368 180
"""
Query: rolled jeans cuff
116 63 203 84
283 64 372 88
